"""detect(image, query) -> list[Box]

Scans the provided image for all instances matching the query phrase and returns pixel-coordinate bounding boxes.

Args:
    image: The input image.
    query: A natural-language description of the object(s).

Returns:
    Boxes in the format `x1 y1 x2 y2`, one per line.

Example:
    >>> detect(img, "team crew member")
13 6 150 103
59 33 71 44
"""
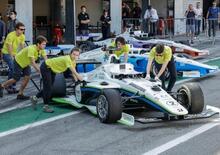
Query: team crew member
78 5 90 35
0 35 48 99
110 37 129 63
2 22 25 93
31 48 83 113
145 44 177 92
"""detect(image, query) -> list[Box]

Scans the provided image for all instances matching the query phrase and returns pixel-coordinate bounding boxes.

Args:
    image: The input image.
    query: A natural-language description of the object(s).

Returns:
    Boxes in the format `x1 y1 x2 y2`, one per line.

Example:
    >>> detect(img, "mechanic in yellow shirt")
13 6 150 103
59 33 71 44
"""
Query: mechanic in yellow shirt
145 44 177 92
0 36 48 99
2 22 25 93
31 47 83 113
109 37 129 63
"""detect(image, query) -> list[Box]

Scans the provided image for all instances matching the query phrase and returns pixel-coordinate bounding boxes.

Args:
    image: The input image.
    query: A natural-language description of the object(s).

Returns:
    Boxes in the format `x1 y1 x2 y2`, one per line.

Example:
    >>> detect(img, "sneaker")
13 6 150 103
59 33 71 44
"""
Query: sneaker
17 94 30 100
43 105 54 113
0 85 3 97
30 96 38 110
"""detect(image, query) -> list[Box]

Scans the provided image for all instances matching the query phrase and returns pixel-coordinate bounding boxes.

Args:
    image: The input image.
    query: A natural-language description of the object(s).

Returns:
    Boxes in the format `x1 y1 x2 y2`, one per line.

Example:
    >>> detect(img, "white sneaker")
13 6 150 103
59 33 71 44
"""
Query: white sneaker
30 95 38 110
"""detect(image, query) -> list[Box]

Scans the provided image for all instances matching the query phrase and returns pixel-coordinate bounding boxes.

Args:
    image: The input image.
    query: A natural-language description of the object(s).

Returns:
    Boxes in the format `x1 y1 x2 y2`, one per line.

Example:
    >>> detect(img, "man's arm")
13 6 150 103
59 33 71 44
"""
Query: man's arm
144 10 149 19
7 44 14 57
42 54 48 61
124 52 128 63
157 61 169 78
185 10 189 17
81 19 90 24
69 66 83 81
20 43 25 49
31 57 40 74
146 58 153 75
206 10 209 19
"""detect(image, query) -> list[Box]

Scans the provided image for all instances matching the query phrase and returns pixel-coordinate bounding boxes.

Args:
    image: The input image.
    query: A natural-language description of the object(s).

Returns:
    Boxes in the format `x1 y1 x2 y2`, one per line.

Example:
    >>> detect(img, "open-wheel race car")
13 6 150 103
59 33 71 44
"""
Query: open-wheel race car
51 61 218 126
79 48 218 79
121 33 210 59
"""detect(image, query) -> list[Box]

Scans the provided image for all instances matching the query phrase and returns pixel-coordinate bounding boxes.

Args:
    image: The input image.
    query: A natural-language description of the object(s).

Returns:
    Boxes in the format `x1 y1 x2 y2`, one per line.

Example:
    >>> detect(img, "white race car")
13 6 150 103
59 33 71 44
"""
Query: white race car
93 30 209 59
52 62 207 126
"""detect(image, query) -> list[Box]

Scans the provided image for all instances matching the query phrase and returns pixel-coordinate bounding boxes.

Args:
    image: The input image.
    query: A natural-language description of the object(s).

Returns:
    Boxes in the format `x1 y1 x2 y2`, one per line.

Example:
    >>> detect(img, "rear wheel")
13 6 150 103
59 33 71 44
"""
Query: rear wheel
96 89 122 123
79 41 96 53
177 83 204 114
51 74 66 97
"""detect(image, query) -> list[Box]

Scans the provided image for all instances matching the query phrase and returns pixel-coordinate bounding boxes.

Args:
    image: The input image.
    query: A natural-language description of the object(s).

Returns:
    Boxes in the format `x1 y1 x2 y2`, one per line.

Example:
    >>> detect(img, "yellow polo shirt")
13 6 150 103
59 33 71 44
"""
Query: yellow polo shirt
149 46 172 64
15 45 46 68
46 55 76 73
111 42 130 57
2 31 25 55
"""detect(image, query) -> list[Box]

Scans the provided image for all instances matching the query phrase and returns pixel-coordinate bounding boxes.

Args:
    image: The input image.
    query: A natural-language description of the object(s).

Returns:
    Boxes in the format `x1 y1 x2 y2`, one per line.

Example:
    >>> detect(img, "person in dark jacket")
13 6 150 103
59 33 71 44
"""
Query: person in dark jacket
131 2 142 30
7 10 19 34
78 6 90 35
0 13 6 48
206 2 220 38
100 10 111 40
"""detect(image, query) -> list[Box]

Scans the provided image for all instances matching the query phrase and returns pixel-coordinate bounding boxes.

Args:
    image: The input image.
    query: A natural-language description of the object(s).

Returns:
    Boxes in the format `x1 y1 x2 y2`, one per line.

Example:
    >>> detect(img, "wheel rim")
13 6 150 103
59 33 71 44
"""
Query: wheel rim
97 95 108 119
178 89 191 110
80 44 90 53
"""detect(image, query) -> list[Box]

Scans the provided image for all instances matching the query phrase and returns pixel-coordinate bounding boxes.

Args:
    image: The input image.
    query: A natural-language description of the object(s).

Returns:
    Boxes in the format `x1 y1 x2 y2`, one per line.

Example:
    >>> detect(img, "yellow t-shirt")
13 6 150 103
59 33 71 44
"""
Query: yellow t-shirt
46 55 76 73
2 31 25 55
149 46 172 64
15 45 46 68
111 42 130 57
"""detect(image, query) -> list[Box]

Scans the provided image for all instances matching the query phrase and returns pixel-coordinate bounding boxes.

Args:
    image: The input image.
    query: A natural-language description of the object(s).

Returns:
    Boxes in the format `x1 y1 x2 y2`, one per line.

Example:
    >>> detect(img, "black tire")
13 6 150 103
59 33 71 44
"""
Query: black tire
79 41 96 53
96 89 122 123
177 83 204 114
51 73 66 97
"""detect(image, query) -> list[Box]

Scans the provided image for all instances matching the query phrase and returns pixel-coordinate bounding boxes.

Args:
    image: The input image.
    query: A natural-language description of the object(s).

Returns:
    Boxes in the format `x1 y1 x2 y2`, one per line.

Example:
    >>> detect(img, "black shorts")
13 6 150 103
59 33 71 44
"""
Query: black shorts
12 60 31 81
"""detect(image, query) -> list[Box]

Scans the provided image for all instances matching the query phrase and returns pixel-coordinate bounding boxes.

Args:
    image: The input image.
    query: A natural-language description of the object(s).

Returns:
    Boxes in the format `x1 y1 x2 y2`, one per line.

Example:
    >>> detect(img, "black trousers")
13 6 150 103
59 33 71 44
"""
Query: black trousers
102 26 110 39
37 62 56 105
154 56 177 92
208 20 218 37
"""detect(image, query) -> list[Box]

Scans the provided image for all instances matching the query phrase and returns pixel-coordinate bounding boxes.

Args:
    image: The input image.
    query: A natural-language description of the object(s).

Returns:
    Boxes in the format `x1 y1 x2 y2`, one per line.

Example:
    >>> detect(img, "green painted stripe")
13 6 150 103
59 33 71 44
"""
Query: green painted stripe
0 103 75 133
1 58 220 132
205 58 220 67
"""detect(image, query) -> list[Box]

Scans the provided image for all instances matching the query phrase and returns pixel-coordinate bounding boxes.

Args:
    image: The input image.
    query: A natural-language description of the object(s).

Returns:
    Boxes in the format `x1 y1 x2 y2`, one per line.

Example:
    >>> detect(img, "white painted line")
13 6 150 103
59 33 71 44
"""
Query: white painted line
0 99 43 114
201 57 220 63
0 102 31 114
143 118 220 155
0 110 84 138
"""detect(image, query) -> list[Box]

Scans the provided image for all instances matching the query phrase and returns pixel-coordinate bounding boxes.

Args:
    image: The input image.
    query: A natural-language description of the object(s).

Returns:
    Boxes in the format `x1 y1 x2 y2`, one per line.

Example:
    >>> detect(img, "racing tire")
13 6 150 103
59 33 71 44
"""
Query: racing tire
96 89 122 123
177 82 204 114
51 73 66 97
79 41 96 53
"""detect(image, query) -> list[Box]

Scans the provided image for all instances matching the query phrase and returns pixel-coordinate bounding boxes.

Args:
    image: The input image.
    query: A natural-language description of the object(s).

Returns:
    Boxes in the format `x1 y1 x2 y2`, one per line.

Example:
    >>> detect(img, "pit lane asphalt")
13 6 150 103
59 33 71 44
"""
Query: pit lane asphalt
0 38 220 155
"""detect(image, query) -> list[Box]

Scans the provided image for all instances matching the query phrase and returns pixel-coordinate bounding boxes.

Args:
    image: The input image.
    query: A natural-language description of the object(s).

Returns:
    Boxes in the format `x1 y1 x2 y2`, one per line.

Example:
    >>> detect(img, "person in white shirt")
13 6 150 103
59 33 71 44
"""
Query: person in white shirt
144 5 159 36
195 2 203 36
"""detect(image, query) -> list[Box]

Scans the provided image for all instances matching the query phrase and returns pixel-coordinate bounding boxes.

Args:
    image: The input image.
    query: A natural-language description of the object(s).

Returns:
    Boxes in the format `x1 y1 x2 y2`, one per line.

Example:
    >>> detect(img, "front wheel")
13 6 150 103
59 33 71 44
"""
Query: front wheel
96 89 122 123
177 83 204 114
